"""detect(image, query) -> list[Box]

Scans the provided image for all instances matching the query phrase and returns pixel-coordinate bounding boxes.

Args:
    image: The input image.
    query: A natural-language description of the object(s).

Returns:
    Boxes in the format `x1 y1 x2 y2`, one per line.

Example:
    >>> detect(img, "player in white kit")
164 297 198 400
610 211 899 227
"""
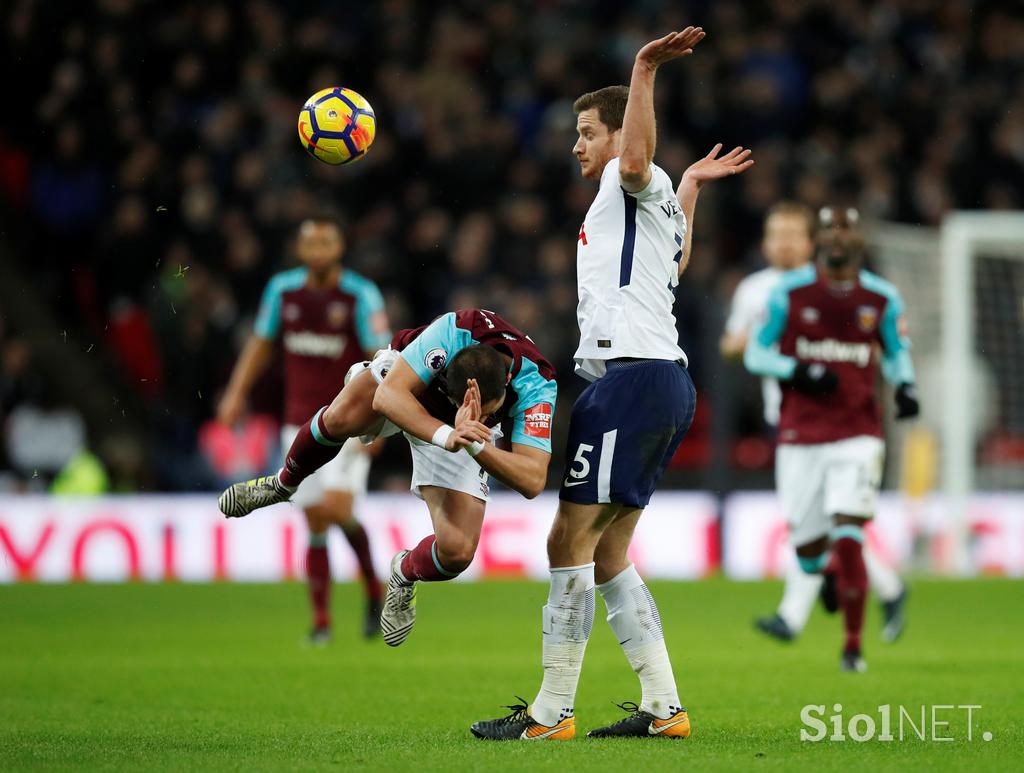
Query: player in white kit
721 203 908 644
471 27 753 741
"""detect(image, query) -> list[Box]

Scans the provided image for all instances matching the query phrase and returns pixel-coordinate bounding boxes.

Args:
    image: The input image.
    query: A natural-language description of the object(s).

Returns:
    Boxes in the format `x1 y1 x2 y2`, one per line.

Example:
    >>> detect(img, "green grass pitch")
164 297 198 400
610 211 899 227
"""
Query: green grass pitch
1 578 1020 771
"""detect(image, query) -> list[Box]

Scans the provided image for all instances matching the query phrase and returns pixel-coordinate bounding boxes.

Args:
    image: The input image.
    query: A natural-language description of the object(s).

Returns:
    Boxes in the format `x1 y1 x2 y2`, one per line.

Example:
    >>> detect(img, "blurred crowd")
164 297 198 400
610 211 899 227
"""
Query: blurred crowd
1 0 1022 491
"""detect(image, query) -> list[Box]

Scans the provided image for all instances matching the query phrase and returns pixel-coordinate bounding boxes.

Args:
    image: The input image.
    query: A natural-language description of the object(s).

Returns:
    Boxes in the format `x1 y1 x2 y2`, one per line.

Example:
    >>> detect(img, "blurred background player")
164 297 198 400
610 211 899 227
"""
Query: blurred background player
217 215 390 643
721 203 908 643
744 206 920 672
220 308 558 647
472 27 753 742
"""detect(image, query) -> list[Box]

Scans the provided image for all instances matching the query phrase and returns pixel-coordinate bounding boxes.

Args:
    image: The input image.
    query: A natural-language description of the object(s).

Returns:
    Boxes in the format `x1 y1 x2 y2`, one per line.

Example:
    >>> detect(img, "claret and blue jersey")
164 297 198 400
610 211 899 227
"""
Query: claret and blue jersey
392 310 558 454
254 266 391 425
745 264 915 444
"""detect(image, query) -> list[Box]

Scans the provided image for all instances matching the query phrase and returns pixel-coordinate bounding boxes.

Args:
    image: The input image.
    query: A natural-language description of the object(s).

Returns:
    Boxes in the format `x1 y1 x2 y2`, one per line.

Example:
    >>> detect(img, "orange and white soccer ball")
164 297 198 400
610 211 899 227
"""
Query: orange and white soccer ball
297 87 376 165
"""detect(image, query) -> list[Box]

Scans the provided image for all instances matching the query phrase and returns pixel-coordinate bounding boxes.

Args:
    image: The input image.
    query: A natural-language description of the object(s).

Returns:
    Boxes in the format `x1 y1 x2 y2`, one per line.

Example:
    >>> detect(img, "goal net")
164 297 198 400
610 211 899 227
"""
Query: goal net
869 212 1024 573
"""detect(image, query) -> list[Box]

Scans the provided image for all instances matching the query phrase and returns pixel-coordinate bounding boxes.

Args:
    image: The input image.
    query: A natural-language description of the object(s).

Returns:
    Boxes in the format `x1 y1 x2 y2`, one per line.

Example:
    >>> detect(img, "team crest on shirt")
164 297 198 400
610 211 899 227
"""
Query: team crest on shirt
857 305 879 333
424 348 447 372
327 302 348 328
283 303 301 322
801 307 820 324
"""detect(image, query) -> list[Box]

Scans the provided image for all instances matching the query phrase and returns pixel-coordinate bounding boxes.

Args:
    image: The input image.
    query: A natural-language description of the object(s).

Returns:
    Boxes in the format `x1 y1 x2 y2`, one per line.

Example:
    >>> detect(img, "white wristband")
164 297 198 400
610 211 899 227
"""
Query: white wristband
466 440 486 457
431 424 455 449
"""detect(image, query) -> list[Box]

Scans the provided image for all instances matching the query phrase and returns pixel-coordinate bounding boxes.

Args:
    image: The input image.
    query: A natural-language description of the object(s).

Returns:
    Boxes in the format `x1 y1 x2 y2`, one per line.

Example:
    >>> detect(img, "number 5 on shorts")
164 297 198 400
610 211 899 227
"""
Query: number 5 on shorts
568 443 594 480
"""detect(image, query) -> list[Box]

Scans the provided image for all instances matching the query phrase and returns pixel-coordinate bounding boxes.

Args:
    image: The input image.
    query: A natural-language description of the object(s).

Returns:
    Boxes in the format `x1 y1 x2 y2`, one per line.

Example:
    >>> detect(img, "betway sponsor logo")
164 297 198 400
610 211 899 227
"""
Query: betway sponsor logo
796 336 871 367
284 331 346 358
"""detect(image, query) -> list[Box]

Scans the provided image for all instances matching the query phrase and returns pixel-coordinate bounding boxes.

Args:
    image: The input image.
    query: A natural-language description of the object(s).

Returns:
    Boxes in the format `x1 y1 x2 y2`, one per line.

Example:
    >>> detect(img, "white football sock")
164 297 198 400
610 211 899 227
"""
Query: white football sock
531 563 595 727
864 543 902 602
598 564 681 720
777 552 824 633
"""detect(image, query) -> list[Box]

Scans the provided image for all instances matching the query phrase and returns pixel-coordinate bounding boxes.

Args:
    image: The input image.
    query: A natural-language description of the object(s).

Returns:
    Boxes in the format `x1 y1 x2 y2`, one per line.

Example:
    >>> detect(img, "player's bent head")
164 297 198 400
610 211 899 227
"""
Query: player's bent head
573 85 629 179
763 201 816 269
297 211 346 269
446 345 508 411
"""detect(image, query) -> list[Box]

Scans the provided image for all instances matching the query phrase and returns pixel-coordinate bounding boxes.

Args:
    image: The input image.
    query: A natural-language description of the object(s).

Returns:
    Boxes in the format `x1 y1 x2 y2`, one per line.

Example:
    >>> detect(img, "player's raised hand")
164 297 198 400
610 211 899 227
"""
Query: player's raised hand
455 378 482 426
682 144 755 189
636 27 705 69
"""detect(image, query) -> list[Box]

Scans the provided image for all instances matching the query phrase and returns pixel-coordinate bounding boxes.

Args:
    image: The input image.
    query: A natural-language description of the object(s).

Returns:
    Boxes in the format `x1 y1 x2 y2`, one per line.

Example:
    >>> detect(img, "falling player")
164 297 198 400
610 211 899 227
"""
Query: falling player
721 203 909 643
744 205 919 672
218 215 390 642
219 308 557 647
471 27 752 741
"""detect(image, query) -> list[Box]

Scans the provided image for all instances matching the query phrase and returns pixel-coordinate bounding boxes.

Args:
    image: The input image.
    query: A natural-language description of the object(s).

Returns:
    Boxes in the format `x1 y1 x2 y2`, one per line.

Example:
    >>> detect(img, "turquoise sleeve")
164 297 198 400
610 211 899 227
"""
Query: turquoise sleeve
398 313 474 384
879 291 916 385
352 281 391 352
744 284 797 380
509 357 557 453
253 278 283 339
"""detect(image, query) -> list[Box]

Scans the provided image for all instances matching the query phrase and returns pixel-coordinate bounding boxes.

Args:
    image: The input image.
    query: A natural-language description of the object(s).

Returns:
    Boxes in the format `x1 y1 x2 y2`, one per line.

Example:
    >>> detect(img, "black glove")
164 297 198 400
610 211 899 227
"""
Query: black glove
791 362 839 395
895 383 920 419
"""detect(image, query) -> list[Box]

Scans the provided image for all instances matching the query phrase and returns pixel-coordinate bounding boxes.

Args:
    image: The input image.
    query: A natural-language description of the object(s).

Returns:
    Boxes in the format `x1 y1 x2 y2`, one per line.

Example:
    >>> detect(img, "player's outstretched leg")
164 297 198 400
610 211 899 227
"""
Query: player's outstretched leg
833 520 869 672
218 473 293 518
219 406 341 518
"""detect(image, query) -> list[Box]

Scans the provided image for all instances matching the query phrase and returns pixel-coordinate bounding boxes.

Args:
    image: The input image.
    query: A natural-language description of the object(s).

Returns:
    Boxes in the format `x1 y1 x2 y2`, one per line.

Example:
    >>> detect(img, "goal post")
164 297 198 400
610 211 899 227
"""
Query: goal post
941 212 1024 573
870 211 1024 575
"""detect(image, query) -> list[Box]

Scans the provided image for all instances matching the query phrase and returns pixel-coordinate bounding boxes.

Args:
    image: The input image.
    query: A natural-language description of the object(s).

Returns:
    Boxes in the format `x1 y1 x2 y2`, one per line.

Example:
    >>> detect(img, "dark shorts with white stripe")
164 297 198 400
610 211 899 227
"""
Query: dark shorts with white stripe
558 358 696 509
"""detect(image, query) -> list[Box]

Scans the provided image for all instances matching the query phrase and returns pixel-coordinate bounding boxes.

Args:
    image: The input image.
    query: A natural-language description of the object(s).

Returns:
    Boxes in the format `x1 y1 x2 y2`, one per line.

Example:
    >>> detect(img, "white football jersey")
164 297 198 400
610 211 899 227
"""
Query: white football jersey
725 266 783 426
574 157 688 381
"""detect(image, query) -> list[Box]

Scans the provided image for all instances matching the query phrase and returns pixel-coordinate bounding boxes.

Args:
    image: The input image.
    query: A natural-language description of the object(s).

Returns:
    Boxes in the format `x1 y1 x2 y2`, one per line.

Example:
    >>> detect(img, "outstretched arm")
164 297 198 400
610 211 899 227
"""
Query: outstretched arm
675 144 754 276
217 335 274 425
619 27 705 192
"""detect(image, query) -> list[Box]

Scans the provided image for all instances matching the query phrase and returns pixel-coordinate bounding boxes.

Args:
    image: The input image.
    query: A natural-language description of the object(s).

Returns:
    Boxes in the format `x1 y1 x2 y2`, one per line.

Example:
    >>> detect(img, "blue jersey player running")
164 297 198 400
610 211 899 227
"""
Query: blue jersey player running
218 308 557 647
471 27 753 741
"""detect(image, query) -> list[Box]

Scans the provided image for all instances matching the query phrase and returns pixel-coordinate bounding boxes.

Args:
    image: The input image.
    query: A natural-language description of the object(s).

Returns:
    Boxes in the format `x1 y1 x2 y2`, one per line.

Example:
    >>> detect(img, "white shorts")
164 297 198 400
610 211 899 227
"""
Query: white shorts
406 432 496 502
349 347 499 502
280 427 371 509
776 435 885 546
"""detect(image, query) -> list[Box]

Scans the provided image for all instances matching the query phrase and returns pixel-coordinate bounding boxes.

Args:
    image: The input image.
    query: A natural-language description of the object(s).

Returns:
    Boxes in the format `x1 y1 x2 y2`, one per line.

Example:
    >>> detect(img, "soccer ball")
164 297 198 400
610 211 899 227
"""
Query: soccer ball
297 87 376 165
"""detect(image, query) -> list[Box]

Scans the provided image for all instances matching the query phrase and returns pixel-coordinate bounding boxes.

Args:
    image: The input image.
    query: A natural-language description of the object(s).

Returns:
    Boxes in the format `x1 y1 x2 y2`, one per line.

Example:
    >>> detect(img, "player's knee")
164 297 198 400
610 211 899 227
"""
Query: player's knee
831 523 864 543
796 553 829 574
546 522 568 562
321 404 353 436
435 533 478 572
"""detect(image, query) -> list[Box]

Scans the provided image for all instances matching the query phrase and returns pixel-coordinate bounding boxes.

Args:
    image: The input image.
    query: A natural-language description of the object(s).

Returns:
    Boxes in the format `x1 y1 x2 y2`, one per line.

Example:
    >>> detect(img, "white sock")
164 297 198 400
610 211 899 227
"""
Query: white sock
777 551 823 633
864 543 902 602
531 563 595 727
598 564 681 720
274 469 297 493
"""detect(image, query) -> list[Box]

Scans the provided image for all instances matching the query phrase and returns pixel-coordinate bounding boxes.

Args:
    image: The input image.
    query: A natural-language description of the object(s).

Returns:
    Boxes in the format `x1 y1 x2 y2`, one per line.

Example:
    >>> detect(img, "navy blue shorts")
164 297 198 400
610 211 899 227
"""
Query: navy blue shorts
559 359 696 509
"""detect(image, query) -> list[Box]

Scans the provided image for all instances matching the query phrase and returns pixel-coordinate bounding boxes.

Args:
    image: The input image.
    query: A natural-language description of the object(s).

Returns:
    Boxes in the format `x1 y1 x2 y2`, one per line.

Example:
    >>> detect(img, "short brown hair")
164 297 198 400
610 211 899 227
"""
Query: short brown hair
573 86 629 132
765 201 815 238
445 345 508 406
